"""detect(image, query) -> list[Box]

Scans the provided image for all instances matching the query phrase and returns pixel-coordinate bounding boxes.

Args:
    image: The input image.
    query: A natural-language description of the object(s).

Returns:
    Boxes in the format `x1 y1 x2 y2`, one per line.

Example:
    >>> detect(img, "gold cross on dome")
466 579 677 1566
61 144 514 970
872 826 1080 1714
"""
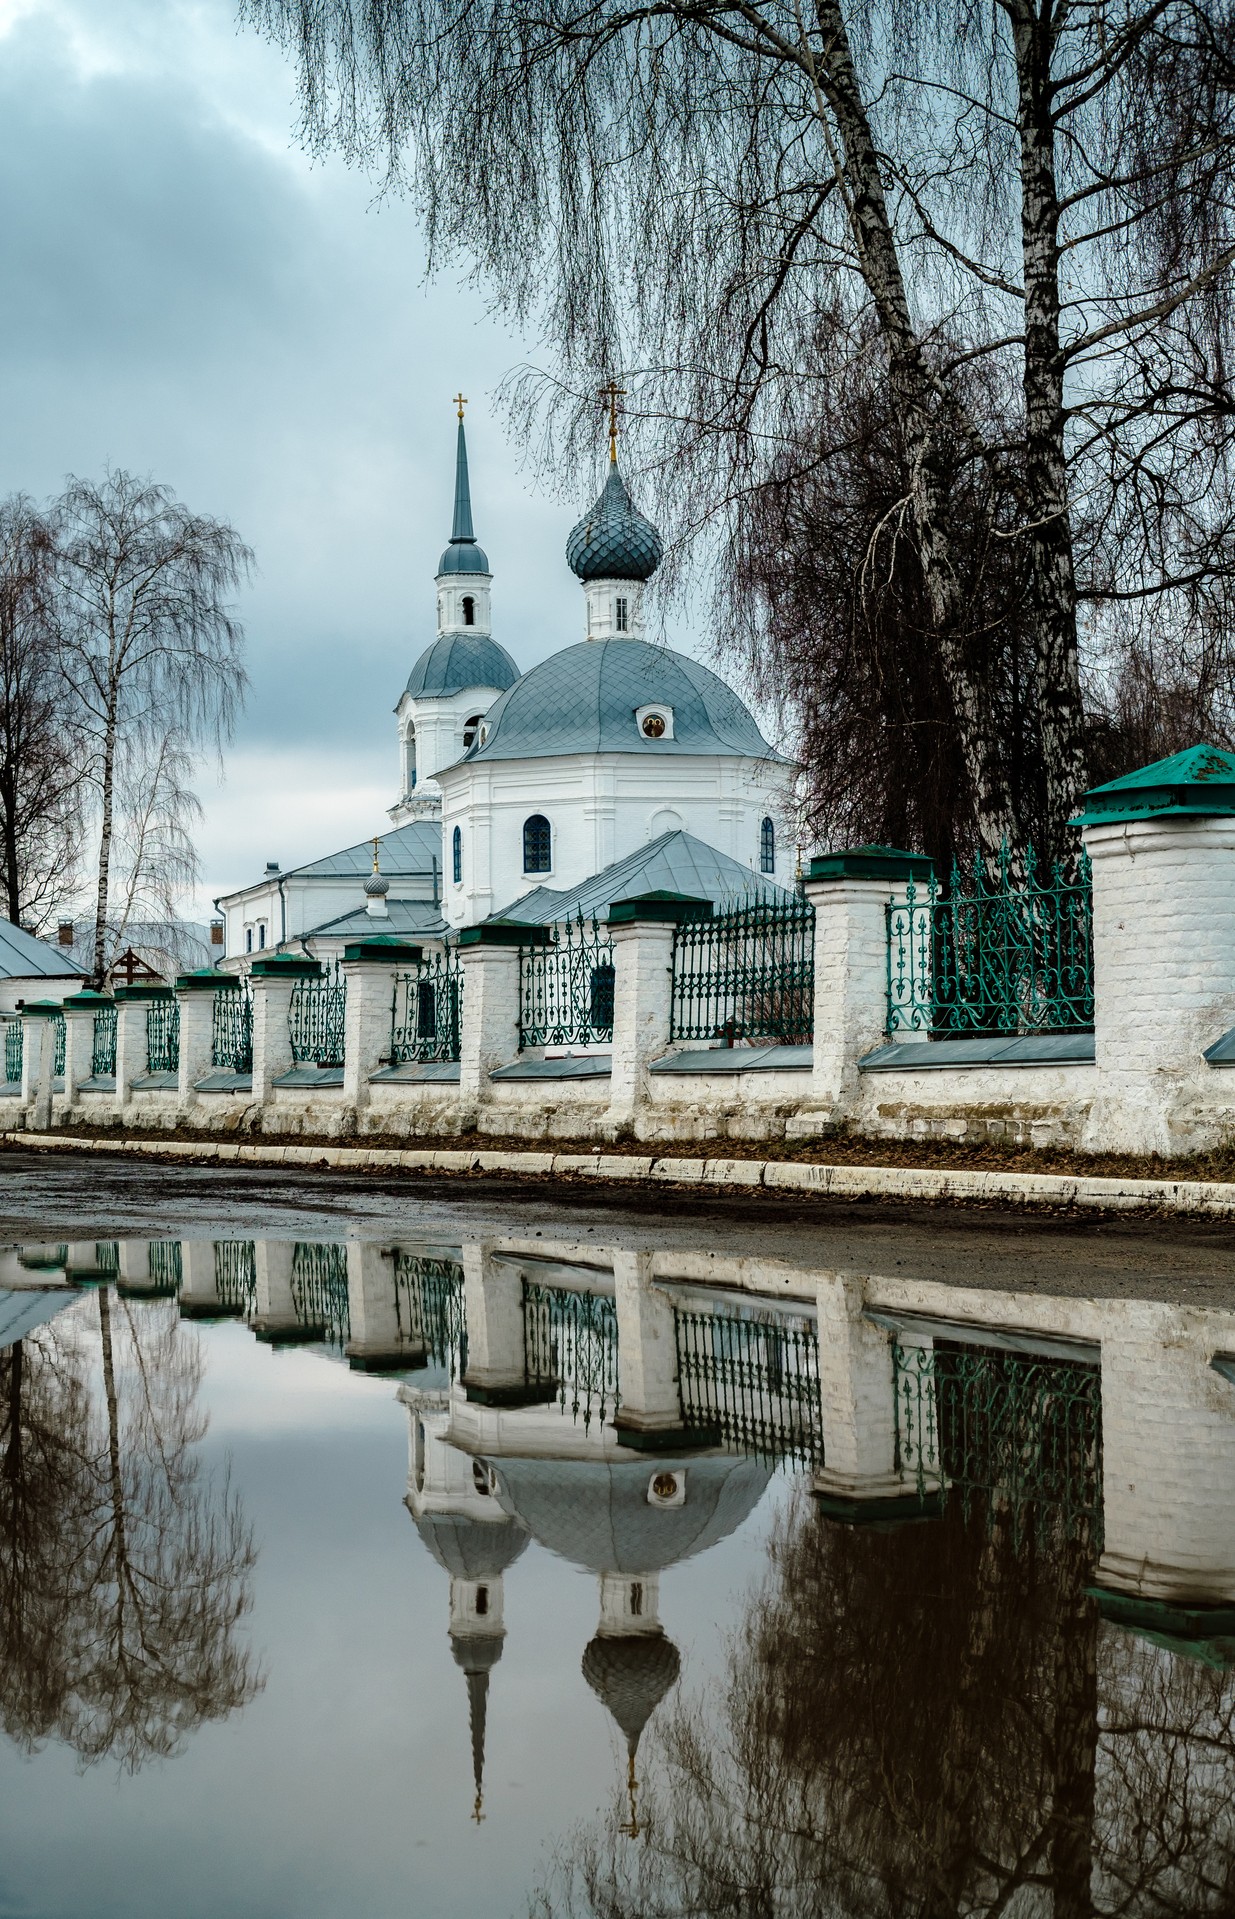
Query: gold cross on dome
600 377 626 463
453 391 468 421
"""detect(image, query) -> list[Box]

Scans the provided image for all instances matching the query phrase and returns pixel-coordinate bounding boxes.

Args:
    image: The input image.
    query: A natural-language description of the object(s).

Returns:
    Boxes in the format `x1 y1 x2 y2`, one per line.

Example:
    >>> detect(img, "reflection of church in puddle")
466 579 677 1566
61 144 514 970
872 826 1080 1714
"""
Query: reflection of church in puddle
402 1339 769 1823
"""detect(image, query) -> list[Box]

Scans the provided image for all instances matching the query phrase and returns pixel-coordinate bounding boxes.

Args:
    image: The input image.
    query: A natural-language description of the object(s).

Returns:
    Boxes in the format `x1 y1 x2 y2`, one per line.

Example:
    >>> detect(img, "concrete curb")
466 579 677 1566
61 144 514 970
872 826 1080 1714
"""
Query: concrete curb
5 1129 1235 1216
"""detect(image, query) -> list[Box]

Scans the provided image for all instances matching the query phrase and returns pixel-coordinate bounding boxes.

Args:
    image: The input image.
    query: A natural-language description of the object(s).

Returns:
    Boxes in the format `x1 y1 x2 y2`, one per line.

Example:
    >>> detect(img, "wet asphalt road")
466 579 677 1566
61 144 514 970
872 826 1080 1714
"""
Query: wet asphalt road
1 1145 1235 1303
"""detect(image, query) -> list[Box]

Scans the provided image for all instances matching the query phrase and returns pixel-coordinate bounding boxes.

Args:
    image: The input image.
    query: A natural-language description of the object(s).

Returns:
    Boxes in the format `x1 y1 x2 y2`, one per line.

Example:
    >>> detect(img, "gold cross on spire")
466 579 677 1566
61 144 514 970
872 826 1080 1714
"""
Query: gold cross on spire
600 377 626 464
453 391 468 422
371 835 381 874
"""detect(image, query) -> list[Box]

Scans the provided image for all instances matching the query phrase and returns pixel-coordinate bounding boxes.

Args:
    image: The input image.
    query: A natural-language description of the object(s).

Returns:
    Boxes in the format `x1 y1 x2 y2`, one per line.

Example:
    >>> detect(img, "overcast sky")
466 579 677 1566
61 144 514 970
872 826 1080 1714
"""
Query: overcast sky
0 0 701 917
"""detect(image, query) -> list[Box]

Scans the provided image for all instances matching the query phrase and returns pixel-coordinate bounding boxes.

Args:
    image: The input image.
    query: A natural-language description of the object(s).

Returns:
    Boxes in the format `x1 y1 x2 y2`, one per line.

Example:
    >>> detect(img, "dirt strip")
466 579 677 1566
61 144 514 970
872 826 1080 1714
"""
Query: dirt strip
9 1127 1235 1219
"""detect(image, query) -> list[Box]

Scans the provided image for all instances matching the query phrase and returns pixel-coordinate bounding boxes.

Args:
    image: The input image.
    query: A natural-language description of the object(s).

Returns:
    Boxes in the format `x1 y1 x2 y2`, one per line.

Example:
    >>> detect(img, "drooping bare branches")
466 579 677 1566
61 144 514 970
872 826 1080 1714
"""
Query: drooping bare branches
243 0 1235 859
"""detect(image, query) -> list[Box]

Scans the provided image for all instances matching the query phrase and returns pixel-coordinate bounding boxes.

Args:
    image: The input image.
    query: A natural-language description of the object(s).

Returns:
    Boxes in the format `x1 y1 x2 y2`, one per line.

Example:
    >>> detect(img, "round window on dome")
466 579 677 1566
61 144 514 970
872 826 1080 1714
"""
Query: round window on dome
642 711 666 738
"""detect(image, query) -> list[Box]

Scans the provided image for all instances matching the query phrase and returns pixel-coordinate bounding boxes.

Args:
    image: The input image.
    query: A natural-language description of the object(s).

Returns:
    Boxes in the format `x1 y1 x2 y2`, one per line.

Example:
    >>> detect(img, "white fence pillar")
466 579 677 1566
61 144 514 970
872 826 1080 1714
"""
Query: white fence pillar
20 1002 61 1131
345 1242 413 1370
341 939 422 1122
800 848 934 1123
250 955 317 1107
457 925 526 1121
1081 755 1235 1153
812 1272 931 1518
175 970 229 1112
459 1242 554 1406
605 895 705 1131
61 991 108 1112
113 985 167 1109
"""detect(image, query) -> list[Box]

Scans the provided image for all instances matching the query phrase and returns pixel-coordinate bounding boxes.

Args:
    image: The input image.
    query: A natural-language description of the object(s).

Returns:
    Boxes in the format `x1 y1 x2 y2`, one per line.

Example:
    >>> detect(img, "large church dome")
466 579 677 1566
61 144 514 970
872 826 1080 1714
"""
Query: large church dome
464 639 783 763
404 632 520 701
567 466 664 582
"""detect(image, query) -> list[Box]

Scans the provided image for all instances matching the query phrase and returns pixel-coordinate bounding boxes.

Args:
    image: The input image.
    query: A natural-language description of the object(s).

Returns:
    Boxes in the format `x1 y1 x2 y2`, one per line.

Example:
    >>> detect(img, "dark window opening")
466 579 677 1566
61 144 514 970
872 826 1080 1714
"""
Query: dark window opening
416 980 437 1039
472 1460 492 1496
523 814 552 873
475 1584 489 1616
452 825 463 885
760 815 776 874
630 1581 643 1617
258 924 266 949
615 596 629 632
463 713 483 749
462 595 475 626
589 962 615 1031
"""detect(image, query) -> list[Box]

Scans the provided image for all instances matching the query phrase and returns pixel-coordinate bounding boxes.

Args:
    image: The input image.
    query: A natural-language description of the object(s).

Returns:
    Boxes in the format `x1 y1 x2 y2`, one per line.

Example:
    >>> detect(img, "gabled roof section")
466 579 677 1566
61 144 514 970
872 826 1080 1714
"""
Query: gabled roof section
0 918 83 981
278 822 443 884
494 830 793 923
291 899 449 943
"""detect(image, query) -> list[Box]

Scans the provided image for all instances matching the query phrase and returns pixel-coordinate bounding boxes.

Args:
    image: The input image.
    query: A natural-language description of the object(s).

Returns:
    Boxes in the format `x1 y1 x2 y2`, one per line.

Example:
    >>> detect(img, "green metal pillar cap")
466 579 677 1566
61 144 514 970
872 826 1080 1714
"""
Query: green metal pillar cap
176 968 235 991
1077 743 1235 824
61 990 114 1009
250 954 321 979
112 983 174 1002
341 939 424 965
807 844 934 883
20 999 67 1018
607 890 713 926
458 920 549 947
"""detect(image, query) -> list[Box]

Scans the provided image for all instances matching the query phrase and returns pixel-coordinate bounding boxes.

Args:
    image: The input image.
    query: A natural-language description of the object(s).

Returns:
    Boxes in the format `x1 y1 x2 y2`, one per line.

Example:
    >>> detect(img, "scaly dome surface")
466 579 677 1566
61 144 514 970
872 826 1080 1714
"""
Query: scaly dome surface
411 1509 530 1580
490 1454 771 1574
404 632 520 702
582 1632 682 1753
462 639 784 764
566 466 664 582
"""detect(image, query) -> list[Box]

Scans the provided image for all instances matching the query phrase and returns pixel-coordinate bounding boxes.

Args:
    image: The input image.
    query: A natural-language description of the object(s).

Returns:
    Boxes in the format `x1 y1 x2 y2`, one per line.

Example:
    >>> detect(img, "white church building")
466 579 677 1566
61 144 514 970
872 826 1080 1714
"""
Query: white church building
217 413 795 960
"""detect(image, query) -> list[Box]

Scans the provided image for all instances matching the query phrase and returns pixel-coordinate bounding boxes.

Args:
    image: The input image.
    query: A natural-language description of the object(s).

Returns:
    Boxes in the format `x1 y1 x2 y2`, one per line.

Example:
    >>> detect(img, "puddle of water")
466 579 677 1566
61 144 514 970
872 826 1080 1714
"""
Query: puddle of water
1 1235 1233 1916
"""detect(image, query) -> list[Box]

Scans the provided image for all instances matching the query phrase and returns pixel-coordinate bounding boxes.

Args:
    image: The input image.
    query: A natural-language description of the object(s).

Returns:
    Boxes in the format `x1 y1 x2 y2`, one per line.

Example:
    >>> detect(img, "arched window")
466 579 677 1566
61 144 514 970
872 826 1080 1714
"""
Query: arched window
452 825 463 885
760 815 776 874
523 814 552 873
461 594 475 627
463 713 483 749
615 595 629 632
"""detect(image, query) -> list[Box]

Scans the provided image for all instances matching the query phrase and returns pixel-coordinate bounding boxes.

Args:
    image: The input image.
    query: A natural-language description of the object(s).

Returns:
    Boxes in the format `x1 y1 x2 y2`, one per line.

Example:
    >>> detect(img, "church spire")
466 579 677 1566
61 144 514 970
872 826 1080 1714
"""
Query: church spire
438 396 490 578
466 1667 489 1823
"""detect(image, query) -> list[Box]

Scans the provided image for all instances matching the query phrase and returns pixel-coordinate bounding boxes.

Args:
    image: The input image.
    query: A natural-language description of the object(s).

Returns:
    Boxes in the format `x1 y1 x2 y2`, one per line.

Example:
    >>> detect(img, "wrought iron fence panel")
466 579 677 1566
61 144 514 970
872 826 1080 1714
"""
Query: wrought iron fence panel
674 1304 824 1468
289 962 347 1067
147 1240 183 1294
887 844 1093 1037
211 982 253 1072
94 1241 120 1278
522 1280 619 1431
291 1240 350 1345
91 1002 117 1077
390 945 464 1063
214 1239 257 1312
52 1013 65 1077
892 1338 1102 1548
146 998 180 1073
4 1020 21 1083
519 915 615 1050
393 1252 467 1374
670 895 815 1044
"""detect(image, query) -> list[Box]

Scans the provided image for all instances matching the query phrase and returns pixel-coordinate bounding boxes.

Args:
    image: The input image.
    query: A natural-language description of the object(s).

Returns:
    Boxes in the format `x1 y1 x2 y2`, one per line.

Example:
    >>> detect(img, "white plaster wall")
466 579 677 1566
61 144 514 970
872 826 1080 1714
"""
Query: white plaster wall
438 752 795 927
853 1063 1097 1148
392 681 508 806
0 974 83 1014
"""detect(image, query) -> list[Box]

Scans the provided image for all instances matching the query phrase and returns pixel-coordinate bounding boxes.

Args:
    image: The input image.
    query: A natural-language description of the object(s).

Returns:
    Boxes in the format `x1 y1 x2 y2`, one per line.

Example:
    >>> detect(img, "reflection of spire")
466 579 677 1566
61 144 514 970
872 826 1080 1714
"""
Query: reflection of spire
466 1666 488 1822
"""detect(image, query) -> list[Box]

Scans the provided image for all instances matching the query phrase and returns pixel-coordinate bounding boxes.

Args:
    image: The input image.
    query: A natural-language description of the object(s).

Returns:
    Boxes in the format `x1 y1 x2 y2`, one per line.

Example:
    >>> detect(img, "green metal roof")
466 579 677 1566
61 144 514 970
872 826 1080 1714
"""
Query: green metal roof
1077 744 1235 823
459 639 786 765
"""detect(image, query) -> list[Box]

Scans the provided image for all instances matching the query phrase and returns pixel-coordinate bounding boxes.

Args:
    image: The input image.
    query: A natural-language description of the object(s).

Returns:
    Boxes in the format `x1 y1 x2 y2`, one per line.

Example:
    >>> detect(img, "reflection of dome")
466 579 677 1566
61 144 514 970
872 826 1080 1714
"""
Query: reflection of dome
452 1632 505 1677
582 1631 681 1753
492 1454 771 1573
466 641 781 765
567 465 664 581
411 1510 529 1579
403 632 519 701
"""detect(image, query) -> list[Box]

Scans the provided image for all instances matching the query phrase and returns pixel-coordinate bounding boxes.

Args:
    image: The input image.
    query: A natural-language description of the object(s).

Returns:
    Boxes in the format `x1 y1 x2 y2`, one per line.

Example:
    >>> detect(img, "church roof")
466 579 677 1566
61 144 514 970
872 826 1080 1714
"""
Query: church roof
284 821 443 882
412 1509 530 1580
566 464 664 583
403 632 519 702
491 1454 771 1575
582 1632 681 1754
301 900 449 943
0 918 83 982
458 639 785 765
496 830 792 923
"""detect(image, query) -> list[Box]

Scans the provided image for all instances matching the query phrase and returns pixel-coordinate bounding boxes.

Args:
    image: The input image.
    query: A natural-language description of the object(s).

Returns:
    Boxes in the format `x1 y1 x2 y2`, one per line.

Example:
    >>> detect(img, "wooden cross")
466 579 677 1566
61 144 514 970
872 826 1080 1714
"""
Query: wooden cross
600 377 626 462
453 391 468 421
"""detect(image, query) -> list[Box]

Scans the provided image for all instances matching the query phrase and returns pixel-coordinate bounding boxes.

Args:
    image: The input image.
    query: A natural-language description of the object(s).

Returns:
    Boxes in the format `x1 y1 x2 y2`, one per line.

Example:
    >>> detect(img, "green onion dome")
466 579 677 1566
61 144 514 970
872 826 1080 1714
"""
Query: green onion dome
567 465 664 582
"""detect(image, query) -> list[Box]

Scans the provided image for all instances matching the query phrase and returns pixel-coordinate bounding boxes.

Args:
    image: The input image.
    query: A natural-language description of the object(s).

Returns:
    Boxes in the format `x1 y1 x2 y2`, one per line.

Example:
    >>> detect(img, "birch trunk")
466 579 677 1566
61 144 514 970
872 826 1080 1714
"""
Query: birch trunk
1012 5 1088 858
91 692 117 991
813 0 1019 859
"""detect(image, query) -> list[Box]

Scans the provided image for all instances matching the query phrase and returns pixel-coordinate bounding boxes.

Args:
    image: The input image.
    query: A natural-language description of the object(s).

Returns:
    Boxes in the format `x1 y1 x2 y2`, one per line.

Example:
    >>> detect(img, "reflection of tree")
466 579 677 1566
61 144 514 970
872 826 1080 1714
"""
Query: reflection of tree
0 1291 261 1770
531 1491 1235 1917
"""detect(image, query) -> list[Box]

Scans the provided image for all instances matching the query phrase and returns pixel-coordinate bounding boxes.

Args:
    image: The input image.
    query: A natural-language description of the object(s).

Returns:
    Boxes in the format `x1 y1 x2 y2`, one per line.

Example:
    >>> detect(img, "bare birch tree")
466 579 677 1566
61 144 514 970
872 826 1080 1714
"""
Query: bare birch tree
0 496 83 929
52 471 251 986
243 0 1235 858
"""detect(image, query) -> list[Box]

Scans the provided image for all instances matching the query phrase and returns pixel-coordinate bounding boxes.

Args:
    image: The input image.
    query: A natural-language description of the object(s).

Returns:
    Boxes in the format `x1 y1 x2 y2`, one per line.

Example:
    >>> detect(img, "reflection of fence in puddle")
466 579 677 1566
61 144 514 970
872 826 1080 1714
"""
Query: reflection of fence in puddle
393 1254 466 1375
522 1280 619 1431
675 1305 824 1469
291 1243 350 1347
146 1241 183 1294
893 1339 1102 1548
213 1241 256 1314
